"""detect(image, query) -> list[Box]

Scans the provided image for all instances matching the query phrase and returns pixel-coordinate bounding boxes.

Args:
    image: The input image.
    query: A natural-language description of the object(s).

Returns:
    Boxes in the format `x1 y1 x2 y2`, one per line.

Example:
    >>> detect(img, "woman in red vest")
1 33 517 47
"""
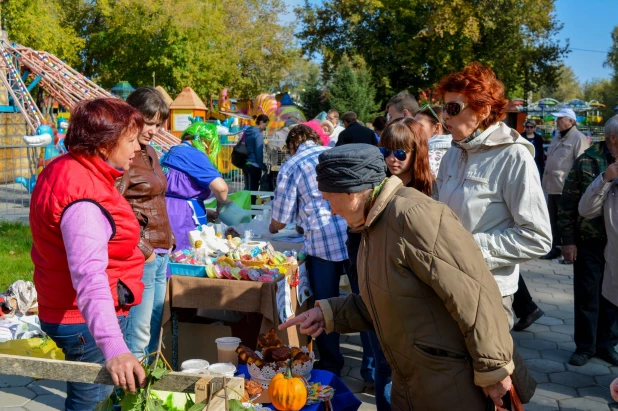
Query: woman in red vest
30 98 147 410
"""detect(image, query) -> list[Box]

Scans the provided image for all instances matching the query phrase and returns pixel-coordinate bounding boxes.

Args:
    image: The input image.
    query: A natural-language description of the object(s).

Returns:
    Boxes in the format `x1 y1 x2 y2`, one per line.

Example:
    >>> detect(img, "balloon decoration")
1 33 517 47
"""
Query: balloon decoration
181 121 221 166
252 94 278 119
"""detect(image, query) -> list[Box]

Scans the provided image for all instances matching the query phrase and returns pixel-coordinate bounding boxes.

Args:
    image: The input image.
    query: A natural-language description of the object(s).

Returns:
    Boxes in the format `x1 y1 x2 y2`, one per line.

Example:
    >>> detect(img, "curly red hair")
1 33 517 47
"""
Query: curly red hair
379 118 433 196
436 62 507 130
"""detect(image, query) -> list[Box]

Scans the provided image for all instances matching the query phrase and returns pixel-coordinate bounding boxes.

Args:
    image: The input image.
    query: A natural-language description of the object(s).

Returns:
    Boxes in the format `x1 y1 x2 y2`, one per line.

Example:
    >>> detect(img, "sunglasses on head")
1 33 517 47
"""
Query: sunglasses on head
379 147 407 161
443 101 468 117
419 104 447 129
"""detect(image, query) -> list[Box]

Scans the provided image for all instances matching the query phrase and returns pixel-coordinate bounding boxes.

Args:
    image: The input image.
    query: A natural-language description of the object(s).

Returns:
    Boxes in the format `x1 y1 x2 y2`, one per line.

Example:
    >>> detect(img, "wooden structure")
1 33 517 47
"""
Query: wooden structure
169 87 207 137
0 354 243 409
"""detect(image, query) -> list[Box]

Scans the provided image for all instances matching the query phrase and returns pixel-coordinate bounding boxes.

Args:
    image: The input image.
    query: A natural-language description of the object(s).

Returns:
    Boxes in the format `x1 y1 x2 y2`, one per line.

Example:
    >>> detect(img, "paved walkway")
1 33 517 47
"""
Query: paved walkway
1 259 618 410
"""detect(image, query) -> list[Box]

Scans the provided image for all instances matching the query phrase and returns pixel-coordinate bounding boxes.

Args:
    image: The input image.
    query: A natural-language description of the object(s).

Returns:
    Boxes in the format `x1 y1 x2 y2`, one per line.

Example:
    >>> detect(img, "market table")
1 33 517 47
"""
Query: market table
237 365 362 411
161 273 310 370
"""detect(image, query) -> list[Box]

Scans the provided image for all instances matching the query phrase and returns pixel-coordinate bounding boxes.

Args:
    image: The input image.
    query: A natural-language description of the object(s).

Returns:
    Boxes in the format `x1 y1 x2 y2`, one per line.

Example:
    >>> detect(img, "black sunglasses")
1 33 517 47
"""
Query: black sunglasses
525 125 535 129
443 101 468 117
379 147 407 161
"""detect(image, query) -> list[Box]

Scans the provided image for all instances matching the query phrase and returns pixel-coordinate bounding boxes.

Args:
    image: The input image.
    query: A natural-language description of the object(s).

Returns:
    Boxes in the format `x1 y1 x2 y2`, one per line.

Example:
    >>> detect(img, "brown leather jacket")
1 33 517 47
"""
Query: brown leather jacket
116 144 174 258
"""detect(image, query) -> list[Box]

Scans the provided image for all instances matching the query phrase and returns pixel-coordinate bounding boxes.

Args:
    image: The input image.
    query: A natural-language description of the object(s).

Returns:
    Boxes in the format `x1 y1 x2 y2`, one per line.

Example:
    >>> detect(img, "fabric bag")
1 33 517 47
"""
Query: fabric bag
231 132 250 169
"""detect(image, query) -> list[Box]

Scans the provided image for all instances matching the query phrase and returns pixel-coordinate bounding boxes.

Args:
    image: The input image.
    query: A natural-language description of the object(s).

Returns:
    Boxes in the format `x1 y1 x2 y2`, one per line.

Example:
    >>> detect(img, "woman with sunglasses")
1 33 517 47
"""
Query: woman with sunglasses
435 63 552 329
415 105 453 178
379 117 433 196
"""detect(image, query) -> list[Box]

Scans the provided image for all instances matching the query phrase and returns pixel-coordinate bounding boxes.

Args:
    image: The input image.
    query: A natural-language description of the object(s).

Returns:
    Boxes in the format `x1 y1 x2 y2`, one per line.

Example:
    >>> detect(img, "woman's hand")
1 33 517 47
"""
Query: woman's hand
106 353 147 394
207 209 219 223
278 307 326 338
482 376 512 407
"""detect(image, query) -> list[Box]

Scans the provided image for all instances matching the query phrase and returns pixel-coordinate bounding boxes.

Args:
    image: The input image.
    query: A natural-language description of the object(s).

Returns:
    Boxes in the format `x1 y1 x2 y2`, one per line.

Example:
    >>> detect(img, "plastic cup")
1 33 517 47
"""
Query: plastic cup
181 359 209 372
208 363 236 377
215 337 241 366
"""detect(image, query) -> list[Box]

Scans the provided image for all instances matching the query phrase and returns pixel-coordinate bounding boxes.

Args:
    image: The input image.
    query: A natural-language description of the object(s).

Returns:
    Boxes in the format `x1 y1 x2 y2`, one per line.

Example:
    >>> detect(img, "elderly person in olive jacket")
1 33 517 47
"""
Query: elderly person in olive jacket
280 144 535 411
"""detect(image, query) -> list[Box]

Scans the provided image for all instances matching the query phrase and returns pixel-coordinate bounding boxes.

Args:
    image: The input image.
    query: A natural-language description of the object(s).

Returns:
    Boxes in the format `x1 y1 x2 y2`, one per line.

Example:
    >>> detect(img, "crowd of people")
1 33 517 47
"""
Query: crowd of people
27 62 618 410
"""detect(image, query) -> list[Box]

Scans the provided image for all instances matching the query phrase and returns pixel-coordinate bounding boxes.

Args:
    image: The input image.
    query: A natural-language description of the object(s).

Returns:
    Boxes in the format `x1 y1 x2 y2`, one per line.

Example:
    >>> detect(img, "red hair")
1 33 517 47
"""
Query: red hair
64 98 144 157
379 118 433 196
436 62 507 130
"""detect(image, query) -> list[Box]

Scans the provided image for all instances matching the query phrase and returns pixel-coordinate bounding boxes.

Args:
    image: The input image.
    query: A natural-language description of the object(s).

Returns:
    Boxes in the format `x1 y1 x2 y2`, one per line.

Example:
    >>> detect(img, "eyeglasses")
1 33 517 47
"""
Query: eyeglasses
525 125 535 129
443 101 468 117
379 147 407 161
419 104 447 129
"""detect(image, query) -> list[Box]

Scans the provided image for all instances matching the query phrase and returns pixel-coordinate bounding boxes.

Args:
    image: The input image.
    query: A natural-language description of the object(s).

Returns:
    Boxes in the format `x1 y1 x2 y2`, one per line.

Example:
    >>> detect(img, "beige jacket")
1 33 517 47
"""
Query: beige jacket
318 177 524 410
437 122 552 296
579 174 618 306
542 127 590 194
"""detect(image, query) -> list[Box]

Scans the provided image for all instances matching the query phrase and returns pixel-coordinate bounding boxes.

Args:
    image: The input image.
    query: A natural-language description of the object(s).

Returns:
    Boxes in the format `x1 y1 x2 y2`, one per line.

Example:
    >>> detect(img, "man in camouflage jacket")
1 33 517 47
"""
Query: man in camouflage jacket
558 141 618 366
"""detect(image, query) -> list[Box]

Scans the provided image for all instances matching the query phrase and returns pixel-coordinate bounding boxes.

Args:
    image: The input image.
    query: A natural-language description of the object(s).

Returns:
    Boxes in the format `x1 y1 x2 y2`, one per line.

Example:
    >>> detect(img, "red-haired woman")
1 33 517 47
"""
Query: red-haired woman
379 117 433 196
436 63 551 330
30 98 147 410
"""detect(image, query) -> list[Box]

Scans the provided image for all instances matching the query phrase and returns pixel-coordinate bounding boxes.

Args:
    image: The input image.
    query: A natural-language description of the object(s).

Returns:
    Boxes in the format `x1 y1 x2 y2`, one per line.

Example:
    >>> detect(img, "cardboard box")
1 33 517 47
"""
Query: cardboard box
161 322 232 366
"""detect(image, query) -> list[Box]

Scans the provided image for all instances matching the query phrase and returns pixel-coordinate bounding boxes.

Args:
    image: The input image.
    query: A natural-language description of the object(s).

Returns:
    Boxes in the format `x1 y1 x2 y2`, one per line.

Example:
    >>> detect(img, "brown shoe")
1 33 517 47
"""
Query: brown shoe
513 308 544 331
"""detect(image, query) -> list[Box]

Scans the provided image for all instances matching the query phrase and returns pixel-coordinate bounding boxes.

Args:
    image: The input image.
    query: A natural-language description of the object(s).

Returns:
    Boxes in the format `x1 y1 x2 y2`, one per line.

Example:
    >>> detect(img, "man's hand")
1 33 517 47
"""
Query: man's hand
106 353 146 394
482 376 512 407
562 245 577 263
610 377 618 402
269 223 279 234
278 307 326 338
604 161 618 182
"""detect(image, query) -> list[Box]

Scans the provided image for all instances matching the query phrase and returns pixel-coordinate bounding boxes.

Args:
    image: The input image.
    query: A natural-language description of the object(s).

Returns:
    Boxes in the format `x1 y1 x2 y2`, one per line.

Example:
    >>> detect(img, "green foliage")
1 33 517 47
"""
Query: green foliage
1 0 85 66
295 0 568 102
606 26 618 75
327 59 380 123
298 68 327 120
4 0 296 100
582 78 618 123
67 0 296 99
0 221 33 290
534 66 583 102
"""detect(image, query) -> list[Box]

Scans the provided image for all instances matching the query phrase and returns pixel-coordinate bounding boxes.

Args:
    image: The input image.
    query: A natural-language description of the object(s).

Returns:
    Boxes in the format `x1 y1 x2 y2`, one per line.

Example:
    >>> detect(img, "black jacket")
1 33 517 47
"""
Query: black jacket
522 132 545 177
336 122 377 146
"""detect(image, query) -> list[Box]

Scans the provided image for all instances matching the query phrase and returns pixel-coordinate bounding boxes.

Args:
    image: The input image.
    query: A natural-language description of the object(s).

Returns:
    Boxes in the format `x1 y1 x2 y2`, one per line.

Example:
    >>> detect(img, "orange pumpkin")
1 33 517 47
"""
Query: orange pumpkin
268 360 308 410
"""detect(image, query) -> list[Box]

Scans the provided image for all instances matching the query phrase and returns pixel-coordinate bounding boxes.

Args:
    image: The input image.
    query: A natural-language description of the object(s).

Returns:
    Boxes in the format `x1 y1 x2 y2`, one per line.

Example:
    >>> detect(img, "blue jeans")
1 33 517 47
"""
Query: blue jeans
41 316 128 411
126 253 169 359
306 255 346 376
349 266 392 411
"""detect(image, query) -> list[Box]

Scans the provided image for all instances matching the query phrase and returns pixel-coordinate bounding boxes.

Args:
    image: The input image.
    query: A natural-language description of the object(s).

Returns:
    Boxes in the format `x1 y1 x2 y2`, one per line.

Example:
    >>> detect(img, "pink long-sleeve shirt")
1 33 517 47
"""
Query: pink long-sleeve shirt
60 201 130 360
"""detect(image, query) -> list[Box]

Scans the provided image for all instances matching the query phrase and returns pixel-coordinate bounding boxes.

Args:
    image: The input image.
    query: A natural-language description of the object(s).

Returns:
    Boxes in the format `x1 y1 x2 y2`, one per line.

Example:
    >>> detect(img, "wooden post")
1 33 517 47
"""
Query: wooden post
0 354 243 396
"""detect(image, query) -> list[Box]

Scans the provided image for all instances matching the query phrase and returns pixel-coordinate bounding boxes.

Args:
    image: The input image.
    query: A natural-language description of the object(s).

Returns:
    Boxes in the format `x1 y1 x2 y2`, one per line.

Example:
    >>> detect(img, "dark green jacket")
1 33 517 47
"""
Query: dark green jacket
558 142 609 245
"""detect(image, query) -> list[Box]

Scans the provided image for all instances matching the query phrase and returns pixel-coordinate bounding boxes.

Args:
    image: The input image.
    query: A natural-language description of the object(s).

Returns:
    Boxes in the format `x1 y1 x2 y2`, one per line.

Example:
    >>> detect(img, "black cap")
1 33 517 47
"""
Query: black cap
316 144 387 193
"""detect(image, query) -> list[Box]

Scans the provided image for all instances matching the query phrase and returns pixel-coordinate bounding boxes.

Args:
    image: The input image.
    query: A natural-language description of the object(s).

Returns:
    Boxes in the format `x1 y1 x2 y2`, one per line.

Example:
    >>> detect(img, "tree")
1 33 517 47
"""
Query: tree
582 78 618 122
606 26 618 76
535 65 582 102
298 67 327 120
1 0 84 66
295 0 568 103
61 0 296 99
327 59 380 122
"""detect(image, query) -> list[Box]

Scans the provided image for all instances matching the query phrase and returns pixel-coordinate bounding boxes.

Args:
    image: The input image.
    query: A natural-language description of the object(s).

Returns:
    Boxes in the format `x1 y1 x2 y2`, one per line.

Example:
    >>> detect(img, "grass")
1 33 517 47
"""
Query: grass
0 221 34 290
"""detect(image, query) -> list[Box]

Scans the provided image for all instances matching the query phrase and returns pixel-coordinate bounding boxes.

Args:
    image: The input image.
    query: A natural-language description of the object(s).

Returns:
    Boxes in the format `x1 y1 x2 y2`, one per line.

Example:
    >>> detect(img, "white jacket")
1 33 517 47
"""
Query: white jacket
542 127 589 195
437 122 552 296
578 174 618 306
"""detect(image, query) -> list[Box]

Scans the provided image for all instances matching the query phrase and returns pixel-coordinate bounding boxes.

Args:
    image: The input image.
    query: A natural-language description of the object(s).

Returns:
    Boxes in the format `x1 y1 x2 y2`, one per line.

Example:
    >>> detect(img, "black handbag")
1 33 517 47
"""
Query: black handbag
231 132 250 169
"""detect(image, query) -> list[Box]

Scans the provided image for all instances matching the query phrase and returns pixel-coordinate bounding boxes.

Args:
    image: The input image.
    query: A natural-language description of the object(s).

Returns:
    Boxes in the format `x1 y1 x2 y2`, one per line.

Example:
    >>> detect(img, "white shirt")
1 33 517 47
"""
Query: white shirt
329 125 345 144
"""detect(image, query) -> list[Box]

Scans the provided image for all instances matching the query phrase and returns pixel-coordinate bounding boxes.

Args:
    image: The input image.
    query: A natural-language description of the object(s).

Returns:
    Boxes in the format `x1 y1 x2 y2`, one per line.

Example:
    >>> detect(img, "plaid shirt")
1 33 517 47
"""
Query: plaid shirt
272 141 348 262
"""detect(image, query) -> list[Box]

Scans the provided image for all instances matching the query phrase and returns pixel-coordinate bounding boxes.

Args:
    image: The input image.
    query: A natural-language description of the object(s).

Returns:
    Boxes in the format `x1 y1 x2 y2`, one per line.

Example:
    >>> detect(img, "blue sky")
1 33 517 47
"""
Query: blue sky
282 0 617 83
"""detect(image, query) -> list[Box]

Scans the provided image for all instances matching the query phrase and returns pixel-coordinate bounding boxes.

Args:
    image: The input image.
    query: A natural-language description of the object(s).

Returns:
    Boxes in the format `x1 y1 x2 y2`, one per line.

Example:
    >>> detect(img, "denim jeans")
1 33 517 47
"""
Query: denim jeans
306 255 346 376
126 253 169 359
41 316 128 411
348 264 392 411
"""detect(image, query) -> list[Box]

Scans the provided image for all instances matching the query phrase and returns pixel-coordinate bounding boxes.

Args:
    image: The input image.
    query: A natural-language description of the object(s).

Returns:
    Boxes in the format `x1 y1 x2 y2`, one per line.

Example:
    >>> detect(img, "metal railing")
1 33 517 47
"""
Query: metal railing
0 144 37 220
